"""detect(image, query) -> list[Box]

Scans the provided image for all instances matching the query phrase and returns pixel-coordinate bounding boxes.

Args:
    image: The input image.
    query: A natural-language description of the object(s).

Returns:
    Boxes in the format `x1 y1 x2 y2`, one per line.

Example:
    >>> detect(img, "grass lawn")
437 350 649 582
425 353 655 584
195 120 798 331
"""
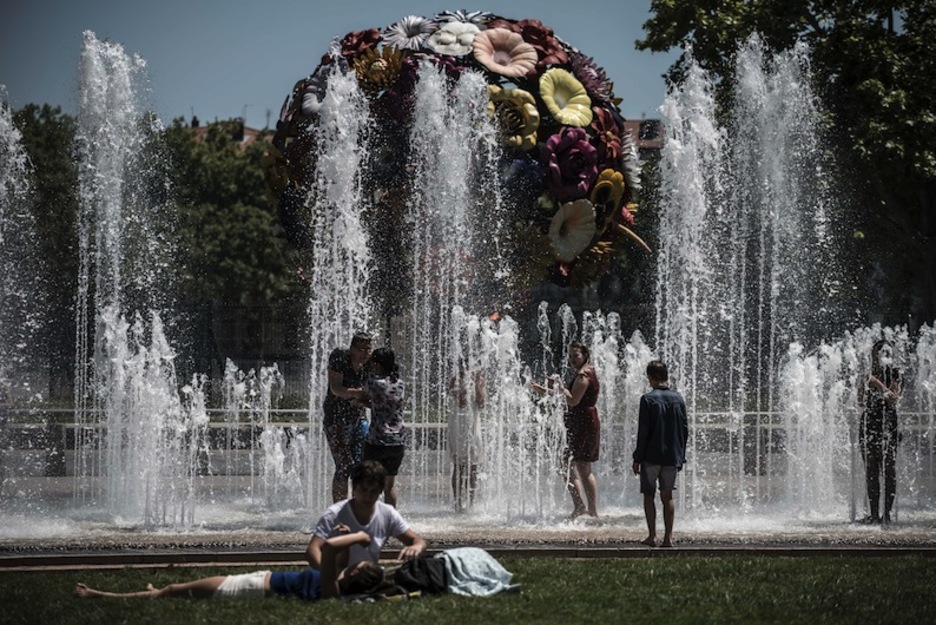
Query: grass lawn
2 555 934 624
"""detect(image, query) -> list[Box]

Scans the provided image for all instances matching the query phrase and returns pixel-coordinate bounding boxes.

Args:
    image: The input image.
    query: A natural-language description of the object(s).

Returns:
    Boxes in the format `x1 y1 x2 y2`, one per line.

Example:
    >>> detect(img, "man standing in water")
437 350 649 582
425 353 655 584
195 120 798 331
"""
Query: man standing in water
324 332 373 502
632 360 688 548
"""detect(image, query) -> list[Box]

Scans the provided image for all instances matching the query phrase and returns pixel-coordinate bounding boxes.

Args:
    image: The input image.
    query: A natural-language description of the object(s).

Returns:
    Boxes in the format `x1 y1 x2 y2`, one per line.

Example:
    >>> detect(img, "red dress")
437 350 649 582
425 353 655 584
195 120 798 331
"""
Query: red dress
563 368 600 462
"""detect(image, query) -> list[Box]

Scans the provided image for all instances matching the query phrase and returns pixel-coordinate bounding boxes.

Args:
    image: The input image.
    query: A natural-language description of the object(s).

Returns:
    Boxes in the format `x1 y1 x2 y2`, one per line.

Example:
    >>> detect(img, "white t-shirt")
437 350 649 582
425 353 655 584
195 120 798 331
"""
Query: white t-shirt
313 499 410 566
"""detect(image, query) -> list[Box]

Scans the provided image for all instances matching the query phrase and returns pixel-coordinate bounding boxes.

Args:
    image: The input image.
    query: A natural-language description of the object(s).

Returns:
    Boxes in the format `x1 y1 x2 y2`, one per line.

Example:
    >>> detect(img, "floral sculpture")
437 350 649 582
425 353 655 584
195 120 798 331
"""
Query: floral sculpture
264 10 648 292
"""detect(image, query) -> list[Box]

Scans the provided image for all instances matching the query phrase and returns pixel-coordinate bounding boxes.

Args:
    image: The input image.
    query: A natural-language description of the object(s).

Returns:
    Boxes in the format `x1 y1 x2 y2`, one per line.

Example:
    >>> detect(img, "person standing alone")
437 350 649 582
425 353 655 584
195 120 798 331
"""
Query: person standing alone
857 339 902 524
632 360 688 548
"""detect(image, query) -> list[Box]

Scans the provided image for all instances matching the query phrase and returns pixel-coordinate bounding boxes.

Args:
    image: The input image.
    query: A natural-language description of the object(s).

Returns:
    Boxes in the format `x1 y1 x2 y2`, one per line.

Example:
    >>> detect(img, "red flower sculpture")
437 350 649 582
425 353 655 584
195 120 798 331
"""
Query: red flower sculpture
541 127 598 202
590 106 622 169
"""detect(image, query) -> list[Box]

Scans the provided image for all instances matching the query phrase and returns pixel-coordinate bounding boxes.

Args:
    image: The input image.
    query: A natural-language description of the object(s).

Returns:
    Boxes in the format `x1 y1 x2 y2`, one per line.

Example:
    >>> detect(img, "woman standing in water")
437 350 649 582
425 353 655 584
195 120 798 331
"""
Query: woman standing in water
857 338 902 524
532 341 600 518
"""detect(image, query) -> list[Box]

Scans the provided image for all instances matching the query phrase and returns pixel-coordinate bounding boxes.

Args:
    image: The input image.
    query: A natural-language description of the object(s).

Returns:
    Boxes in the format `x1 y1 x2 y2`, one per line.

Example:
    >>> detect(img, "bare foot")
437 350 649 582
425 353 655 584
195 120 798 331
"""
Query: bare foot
660 540 674 548
640 537 657 547
570 506 587 520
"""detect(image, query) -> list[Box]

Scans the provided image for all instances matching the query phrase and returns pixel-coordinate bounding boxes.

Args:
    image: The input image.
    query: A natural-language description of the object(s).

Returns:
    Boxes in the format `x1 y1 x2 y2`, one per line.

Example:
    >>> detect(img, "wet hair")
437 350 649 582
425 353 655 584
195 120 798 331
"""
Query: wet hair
871 339 895 374
351 460 387 491
370 347 399 381
568 341 590 363
872 339 892 357
340 561 387 595
350 332 373 349
646 360 669 382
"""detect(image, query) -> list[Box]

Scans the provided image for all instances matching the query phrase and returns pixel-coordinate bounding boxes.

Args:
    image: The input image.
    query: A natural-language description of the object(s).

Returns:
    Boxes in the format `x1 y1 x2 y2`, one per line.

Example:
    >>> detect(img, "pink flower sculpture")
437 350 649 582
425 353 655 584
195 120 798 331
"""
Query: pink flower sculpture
473 28 538 78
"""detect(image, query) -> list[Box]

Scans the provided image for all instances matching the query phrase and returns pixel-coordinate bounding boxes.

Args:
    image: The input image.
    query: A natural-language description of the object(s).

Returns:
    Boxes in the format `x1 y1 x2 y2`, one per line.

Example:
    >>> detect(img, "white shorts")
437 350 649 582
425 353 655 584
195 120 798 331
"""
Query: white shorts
213 571 270 599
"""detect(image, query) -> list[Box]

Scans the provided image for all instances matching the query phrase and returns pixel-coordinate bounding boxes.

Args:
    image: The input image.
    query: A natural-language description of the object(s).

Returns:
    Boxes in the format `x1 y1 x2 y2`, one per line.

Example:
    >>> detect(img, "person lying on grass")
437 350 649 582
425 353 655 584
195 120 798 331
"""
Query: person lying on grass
74 530 386 601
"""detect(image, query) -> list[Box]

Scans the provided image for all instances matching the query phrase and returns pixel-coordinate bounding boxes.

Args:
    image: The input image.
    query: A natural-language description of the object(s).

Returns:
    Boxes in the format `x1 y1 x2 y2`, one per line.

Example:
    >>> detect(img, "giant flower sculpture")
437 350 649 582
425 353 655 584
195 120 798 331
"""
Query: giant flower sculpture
266 11 646 291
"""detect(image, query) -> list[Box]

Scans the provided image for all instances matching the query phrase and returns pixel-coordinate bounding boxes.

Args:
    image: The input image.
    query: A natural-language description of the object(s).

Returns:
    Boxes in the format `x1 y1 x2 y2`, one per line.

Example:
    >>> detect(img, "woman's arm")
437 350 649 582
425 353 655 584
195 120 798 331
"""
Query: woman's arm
320 531 372 599
530 375 560 395
305 535 325 569
565 371 590 407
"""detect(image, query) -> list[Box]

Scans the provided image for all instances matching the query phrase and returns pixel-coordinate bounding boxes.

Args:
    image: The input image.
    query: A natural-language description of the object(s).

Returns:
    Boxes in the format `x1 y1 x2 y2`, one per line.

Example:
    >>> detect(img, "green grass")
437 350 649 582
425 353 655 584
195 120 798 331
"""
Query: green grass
3 555 934 625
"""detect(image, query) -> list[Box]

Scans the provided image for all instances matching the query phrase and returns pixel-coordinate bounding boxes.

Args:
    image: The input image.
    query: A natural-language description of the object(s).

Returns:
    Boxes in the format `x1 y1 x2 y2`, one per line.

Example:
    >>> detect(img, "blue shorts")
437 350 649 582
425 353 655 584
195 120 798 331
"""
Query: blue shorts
639 462 679 494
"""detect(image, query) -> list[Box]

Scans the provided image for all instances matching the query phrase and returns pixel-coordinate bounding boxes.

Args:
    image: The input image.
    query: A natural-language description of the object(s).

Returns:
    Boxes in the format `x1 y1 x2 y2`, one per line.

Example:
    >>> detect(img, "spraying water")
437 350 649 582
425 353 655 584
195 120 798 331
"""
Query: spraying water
1 31 935 539
0 88 41 402
72 31 205 527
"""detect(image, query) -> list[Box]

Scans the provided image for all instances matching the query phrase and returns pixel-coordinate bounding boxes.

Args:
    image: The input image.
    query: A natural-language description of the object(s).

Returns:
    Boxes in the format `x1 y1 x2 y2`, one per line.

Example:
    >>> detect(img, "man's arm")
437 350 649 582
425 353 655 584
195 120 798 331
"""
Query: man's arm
328 369 366 401
679 398 689 467
396 528 427 561
632 396 649 472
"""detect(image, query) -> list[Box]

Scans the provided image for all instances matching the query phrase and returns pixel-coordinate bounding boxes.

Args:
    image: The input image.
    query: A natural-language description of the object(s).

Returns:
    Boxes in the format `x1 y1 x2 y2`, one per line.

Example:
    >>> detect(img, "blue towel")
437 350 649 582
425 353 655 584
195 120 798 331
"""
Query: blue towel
434 547 515 597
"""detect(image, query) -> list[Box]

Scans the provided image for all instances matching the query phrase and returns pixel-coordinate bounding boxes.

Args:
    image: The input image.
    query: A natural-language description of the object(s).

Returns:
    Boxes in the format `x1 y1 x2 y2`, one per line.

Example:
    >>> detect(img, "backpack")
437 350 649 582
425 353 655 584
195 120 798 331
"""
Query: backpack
393 557 448 594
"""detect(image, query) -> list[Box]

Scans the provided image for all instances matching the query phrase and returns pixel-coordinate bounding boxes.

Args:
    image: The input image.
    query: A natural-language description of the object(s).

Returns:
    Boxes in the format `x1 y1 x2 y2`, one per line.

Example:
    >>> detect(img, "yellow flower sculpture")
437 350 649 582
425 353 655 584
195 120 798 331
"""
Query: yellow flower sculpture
539 68 593 127
589 168 625 233
549 199 596 262
353 46 405 95
487 85 540 151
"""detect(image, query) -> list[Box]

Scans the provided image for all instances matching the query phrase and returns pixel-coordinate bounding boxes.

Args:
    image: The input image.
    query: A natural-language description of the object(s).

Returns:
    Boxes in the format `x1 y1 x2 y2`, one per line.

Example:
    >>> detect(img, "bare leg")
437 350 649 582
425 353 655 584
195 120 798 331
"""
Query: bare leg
384 475 398 508
641 493 657 546
660 490 675 547
467 463 478 507
75 576 228 599
575 461 598 517
452 462 462 510
566 461 587 518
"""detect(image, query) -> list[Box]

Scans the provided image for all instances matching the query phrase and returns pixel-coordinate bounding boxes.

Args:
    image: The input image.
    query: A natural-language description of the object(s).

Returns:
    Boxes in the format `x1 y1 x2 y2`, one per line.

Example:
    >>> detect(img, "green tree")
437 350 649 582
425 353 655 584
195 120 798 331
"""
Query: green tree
639 1 936 322
13 104 80 399
164 118 306 308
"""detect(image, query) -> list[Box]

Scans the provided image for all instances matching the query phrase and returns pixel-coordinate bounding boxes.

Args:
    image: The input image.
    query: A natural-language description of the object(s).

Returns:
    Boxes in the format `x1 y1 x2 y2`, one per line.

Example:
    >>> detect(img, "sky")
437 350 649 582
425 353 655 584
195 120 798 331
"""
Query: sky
0 0 680 131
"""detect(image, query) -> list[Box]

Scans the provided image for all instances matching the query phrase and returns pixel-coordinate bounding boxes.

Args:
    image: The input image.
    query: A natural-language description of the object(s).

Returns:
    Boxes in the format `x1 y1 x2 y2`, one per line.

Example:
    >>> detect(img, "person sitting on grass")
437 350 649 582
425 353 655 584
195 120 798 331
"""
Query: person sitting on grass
306 460 426 569
74 530 385 601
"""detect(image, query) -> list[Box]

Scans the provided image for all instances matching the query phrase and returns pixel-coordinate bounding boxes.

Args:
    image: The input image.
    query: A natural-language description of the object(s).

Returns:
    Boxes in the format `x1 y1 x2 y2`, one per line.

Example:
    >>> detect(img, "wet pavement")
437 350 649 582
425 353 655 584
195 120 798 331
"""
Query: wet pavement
3 513 936 571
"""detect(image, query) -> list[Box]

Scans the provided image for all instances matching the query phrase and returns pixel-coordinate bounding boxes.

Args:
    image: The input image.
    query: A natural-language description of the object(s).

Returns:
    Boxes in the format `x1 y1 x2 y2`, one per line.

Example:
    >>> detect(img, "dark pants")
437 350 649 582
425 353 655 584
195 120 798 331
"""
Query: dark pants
861 426 897 519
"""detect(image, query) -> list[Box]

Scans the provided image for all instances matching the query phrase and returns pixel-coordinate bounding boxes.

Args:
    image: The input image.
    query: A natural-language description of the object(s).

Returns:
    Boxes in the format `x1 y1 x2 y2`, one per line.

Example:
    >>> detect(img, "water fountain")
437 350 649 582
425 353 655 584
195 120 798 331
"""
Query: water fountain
70 31 209 528
0 18 934 546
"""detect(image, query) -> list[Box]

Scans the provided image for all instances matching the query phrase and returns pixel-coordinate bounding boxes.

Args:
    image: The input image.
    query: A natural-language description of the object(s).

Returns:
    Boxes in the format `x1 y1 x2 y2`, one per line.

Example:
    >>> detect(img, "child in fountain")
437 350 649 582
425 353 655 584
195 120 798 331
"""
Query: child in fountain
306 460 426 570
360 347 408 507
632 360 688 548
75 530 387 601
449 359 485 511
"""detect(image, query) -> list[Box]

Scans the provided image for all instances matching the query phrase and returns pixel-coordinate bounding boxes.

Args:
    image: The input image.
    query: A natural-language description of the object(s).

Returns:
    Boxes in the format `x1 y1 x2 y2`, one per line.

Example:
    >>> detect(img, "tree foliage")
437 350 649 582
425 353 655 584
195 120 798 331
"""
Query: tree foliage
163 118 306 308
639 0 936 321
11 104 80 396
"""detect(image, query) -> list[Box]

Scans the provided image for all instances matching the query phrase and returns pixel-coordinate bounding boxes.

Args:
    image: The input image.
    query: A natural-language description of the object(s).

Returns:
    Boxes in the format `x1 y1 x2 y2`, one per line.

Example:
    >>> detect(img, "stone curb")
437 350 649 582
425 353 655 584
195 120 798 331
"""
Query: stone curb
3 545 936 571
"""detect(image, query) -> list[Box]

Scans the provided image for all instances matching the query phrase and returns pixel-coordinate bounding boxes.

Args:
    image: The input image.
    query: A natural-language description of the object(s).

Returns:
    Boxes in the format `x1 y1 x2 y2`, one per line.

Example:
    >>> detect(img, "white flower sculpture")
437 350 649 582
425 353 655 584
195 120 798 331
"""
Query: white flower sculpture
383 15 437 51
549 199 597 262
426 21 481 56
